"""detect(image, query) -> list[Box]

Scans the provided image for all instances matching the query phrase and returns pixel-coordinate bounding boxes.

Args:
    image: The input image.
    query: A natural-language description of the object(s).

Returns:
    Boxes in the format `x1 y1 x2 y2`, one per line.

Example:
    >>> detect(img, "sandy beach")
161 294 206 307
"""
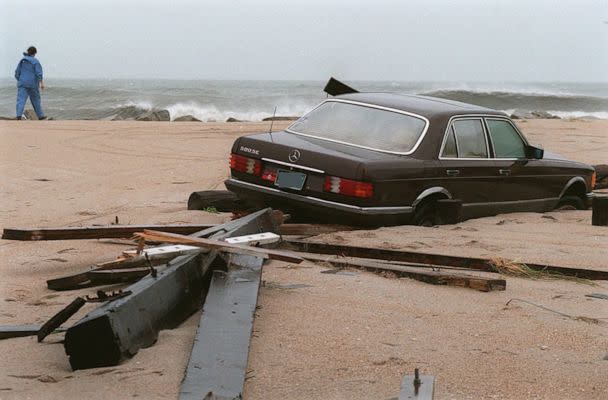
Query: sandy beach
0 119 607 399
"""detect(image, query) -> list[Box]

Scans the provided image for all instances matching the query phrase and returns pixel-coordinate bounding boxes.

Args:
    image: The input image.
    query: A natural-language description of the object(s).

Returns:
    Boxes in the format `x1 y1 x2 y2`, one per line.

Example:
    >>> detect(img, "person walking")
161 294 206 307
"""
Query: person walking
15 46 47 120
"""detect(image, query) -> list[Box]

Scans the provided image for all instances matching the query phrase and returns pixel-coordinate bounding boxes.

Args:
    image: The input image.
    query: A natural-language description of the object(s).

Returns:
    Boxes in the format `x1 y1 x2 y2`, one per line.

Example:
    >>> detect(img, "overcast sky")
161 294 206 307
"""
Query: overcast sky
1 0 606 81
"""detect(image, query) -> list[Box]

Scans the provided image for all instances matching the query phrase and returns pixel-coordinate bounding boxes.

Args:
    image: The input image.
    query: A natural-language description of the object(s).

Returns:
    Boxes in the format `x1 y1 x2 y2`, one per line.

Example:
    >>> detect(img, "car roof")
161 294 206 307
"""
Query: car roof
335 92 506 119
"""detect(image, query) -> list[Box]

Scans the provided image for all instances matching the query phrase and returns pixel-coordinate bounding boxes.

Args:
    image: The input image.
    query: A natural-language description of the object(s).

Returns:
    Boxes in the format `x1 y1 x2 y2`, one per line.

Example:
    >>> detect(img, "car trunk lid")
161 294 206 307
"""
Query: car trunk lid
234 130 398 180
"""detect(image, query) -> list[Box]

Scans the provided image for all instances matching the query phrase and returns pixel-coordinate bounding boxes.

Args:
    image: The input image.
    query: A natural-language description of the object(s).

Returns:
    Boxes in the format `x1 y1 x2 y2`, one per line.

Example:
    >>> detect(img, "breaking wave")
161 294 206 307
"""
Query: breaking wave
0 79 606 120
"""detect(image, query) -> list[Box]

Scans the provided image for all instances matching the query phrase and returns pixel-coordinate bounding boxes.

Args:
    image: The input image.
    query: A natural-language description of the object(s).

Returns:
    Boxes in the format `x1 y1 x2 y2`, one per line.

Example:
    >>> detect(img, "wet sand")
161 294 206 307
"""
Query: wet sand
0 119 607 399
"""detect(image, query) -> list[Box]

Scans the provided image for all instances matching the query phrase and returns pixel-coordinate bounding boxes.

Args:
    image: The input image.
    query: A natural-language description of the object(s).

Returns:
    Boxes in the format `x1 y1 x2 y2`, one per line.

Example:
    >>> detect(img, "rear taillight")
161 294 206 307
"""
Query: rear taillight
324 176 374 198
229 153 262 176
591 171 597 189
261 167 277 182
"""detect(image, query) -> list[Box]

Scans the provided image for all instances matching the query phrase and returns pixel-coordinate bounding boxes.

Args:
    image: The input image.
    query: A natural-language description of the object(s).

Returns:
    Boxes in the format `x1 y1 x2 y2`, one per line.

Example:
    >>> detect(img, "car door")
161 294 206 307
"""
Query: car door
438 117 496 218
485 118 556 212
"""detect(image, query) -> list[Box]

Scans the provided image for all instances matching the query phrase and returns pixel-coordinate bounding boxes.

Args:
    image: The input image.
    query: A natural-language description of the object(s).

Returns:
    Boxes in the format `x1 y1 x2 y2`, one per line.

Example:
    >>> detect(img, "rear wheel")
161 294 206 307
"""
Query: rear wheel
413 201 438 226
555 195 585 210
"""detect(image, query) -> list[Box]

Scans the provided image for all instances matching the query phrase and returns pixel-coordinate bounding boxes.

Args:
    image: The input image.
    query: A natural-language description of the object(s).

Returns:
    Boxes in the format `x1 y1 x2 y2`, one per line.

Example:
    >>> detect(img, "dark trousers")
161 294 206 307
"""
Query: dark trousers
16 86 45 119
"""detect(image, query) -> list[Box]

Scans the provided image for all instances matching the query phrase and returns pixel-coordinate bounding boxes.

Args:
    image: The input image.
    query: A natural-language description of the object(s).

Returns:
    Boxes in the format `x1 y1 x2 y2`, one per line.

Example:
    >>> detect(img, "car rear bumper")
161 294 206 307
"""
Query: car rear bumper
225 178 414 225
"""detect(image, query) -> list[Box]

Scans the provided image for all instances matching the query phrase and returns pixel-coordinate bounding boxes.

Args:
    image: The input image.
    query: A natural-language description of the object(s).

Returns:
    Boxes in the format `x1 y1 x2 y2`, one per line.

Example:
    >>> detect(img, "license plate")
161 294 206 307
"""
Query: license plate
275 169 307 190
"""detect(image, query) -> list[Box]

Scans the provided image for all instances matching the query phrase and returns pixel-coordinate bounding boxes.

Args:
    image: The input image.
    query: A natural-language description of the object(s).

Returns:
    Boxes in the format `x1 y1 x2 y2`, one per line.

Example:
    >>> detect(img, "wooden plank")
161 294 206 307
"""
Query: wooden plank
299 252 506 292
0 325 41 340
2 224 215 241
38 297 86 342
64 252 215 369
139 230 303 263
87 268 152 285
3 223 351 241
279 224 355 236
283 239 608 281
47 257 166 291
46 209 286 291
179 255 263 400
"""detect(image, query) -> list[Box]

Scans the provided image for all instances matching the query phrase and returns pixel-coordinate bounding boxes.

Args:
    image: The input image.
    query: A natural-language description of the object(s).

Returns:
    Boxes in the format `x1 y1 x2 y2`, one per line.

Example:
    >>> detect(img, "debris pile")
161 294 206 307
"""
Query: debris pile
2 204 607 399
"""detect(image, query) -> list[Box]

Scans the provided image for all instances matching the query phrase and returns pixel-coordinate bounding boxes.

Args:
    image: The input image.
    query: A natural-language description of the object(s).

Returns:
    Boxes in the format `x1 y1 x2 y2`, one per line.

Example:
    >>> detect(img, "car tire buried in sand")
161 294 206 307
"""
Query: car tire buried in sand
555 195 585 211
414 200 438 227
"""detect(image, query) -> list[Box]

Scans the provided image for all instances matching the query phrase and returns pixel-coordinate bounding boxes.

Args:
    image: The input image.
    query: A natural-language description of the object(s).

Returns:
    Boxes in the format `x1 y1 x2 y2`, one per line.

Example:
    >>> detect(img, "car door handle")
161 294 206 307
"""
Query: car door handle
446 169 460 176
499 169 511 176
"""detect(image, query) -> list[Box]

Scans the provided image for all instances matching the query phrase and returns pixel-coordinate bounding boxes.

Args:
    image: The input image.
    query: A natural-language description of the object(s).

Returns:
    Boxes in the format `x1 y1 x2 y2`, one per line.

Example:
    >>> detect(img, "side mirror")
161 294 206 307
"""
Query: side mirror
525 145 544 159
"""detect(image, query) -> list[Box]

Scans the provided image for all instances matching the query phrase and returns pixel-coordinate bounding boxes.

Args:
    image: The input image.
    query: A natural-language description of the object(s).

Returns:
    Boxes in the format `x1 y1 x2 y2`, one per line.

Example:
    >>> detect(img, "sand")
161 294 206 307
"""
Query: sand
0 119 607 400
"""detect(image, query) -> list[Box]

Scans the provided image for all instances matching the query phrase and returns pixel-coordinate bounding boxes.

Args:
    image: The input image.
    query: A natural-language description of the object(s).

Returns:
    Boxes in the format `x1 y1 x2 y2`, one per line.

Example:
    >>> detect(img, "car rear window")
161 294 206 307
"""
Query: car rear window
287 101 427 153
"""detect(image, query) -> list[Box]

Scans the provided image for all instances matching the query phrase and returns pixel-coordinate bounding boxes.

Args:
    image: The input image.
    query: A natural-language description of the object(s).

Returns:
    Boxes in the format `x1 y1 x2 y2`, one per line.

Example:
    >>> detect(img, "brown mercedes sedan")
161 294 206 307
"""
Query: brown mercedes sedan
225 93 596 226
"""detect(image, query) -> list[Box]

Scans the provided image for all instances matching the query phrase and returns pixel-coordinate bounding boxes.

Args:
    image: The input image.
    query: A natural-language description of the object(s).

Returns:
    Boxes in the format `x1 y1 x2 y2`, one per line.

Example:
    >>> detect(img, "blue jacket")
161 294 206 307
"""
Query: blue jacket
15 54 43 88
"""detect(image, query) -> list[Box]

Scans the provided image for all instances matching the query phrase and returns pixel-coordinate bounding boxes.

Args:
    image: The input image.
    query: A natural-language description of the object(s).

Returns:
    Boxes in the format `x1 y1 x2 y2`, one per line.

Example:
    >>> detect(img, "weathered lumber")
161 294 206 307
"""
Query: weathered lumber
282 239 608 280
46 255 176 291
63 208 279 370
0 325 41 340
2 224 215 241
299 252 506 291
178 211 283 399
179 254 264 400
87 267 152 285
3 223 352 241
399 369 435 400
38 297 86 342
64 252 214 369
187 190 251 211
592 196 608 226
138 230 303 263
279 223 355 236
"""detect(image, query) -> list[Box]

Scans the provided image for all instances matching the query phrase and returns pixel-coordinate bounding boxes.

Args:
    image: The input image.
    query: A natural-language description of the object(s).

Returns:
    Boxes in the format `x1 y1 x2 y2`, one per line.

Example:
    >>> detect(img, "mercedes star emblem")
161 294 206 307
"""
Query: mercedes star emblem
288 149 301 163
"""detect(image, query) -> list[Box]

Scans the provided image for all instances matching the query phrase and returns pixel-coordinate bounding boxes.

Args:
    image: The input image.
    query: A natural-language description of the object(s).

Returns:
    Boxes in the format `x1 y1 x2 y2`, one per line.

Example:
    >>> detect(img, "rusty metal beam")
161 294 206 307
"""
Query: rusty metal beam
283 239 608 281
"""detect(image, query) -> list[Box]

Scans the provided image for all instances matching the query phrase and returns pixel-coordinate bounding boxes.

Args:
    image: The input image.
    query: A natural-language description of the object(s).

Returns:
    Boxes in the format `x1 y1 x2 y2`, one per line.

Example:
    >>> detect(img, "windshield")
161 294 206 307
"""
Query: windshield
287 101 427 153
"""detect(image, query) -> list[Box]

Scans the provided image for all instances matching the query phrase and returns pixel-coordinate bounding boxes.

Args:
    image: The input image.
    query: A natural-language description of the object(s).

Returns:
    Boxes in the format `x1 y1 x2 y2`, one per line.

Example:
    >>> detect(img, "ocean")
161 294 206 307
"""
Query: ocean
1 79 607 121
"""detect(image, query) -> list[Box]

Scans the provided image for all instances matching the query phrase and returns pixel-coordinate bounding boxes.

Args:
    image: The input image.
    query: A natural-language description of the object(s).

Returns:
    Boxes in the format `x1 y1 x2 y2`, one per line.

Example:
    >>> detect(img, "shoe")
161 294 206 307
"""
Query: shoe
39 116 48 120
16 116 22 120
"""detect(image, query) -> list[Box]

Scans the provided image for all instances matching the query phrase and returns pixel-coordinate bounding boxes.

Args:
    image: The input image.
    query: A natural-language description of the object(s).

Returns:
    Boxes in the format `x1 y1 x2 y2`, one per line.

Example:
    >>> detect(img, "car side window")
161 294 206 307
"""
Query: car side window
451 119 488 158
486 119 527 158
442 126 458 158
